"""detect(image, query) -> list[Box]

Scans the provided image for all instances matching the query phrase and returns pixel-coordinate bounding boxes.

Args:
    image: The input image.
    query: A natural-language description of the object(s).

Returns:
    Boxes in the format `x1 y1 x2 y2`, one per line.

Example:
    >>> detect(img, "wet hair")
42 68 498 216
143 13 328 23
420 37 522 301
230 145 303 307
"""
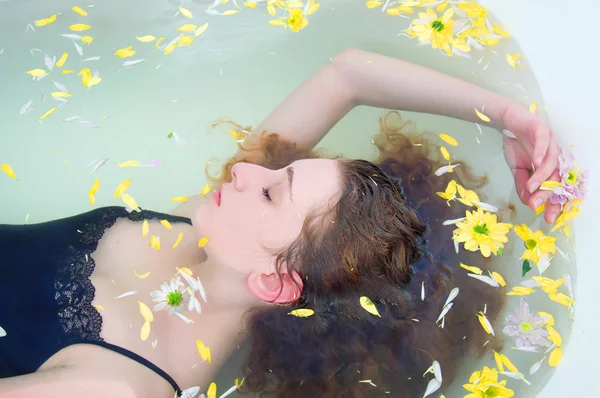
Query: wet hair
210 112 504 397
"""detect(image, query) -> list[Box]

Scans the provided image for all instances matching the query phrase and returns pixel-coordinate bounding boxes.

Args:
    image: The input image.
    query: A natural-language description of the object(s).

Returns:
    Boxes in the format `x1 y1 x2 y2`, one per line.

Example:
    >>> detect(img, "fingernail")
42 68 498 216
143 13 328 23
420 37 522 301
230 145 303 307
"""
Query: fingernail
529 182 540 194
534 199 543 209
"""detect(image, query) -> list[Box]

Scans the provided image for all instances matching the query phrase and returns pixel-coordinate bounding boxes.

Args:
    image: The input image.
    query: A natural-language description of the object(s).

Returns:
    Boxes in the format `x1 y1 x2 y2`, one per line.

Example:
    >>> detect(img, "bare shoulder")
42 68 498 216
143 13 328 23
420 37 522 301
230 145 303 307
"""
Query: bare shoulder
170 194 205 219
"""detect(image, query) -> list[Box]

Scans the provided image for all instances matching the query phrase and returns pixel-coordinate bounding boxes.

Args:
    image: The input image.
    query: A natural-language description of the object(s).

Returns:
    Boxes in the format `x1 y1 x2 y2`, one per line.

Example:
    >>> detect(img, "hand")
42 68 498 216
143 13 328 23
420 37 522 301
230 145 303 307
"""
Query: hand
500 104 562 224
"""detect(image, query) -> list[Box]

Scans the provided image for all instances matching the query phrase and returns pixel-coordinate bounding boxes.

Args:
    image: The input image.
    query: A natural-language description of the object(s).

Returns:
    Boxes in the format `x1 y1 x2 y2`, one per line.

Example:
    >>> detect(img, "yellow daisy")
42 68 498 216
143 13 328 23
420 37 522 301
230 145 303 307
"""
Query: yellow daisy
288 8 308 32
463 366 515 398
454 208 512 257
408 8 456 56
513 224 557 266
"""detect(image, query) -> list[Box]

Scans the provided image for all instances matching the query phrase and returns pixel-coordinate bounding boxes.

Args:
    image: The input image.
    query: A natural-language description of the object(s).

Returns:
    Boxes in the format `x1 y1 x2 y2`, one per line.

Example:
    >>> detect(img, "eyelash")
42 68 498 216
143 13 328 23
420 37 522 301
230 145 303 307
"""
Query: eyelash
262 187 272 201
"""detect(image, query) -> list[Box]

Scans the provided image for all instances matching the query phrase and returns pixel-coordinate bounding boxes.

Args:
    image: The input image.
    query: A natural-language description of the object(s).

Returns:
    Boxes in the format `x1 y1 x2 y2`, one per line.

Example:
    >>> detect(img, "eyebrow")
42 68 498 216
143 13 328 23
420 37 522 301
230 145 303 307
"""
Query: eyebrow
287 167 294 202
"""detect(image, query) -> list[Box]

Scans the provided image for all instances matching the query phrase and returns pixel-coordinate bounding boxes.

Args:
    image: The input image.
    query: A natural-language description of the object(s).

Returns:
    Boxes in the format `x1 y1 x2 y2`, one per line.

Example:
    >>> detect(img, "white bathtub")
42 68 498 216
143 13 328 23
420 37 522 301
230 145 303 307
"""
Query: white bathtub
480 0 600 395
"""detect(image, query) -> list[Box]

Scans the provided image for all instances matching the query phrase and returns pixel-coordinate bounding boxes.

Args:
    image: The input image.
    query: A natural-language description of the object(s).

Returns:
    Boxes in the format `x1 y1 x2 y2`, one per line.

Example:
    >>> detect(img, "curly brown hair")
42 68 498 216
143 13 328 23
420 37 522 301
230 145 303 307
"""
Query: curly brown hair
209 112 505 397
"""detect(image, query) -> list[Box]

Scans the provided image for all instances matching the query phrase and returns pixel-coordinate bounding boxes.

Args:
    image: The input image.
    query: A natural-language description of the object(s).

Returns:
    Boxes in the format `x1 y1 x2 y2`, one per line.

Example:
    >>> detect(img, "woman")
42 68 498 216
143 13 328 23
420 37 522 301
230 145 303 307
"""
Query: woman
0 49 560 398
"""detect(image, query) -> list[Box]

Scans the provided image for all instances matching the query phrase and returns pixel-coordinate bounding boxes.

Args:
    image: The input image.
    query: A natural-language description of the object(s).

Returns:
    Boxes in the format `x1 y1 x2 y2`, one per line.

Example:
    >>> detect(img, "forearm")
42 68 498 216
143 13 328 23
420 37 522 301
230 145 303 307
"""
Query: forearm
336 49 517 128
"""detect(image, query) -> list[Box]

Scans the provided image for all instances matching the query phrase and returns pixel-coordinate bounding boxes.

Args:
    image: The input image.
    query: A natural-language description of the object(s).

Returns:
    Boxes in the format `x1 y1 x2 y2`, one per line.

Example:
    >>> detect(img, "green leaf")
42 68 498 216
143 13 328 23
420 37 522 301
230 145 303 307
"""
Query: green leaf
522 259 532 277
167 131 173 138
497 247 503 256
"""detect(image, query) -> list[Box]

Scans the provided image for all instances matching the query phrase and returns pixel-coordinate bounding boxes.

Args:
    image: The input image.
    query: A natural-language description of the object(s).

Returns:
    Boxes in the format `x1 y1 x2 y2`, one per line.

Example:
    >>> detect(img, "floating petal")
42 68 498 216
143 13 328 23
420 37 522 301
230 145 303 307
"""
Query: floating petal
548 347 562 367
179 7 194 18
529 101 537 114
35 14 57 27
443 217 465 226
178 35 194 46
207 382 217 398
134 269 151 279
198 237 210 247
70 24 92 31
201 184 212 197
122 194 140 211
160 220 173 230
195 23 209 36
366 1 383 8
529 357 546 375
289 309 315 317
434 164 460 176
436 302 453 323
172 232 184 249
1 164 17 180
171 196 189 202
90 178 100 194
177 24 197 32
141 320 151 341
114 46 136 58
475 108 491 122
136 35 156 42
443 287 459 308
422 378 441 398
477 312 495 335
150 235 160 252
113 179 132 199
468 273 499 287
223 10 239 15
138 301 154 322
115 290 137 299
460 262 482 275
546 325 562 347
359 296 381 317
491 271 506 286
26 69 47 77
181 387 200 398
440 146 450 161
439 133 458 146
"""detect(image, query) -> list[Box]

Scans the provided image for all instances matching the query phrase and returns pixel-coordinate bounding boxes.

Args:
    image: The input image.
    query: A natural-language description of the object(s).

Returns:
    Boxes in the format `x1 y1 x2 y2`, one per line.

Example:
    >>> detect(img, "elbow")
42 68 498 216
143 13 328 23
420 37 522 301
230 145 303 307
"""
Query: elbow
330 48 364 107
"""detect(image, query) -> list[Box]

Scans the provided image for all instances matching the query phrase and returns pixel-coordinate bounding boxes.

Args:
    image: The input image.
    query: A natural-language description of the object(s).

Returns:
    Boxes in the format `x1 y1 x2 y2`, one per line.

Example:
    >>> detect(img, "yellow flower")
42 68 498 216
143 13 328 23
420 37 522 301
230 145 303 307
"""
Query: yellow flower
456 184 480 207
463 366 514 398
513 224 557 266
551 199 581 232
408 8 456 56
436 179 458 201
288 8 308 32
458 1 489 29
454 208 512 257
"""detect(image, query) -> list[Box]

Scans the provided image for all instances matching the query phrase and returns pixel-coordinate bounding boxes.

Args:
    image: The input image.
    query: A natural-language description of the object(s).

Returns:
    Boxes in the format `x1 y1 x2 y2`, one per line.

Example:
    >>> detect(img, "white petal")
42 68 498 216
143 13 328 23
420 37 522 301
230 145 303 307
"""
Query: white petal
422 378 441 398
432 360 442 382
434 164 460 176
180 386 200 398
473 201 498 212
0 326 6 337
175 311 194 324
443 217 465 226
468 273 499 287
512 345 541 353
564 274 574 298
83 56 101 61
123 59 146 67
520 279 540 288
421 282 425 301
153 302 168 312
20 100 33 115
64 116 81 122
197 278 207 303
61 34 82 40
205 8 221 15
54 81 68 92
218 384 239 398
436 302 453 323
73 40 83 55
454 238 459 254
544 343 557 354
503 129 518 139
78 120 101 128
556 246 571 263
115 290 138 299
44 55 56 71
443 287 459 308
537 255 552 275
500 371 530 385
529 357 546 375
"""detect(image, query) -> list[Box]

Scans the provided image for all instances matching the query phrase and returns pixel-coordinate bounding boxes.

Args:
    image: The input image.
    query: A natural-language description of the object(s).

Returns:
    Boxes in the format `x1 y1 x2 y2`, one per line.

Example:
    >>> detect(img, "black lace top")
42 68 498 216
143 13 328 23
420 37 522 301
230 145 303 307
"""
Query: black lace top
0 206 192 395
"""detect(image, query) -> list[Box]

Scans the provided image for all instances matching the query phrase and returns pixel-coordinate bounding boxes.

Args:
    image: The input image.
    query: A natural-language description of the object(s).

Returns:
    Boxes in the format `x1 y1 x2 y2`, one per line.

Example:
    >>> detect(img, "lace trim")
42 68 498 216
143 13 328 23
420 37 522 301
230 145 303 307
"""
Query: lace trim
53 207 192 343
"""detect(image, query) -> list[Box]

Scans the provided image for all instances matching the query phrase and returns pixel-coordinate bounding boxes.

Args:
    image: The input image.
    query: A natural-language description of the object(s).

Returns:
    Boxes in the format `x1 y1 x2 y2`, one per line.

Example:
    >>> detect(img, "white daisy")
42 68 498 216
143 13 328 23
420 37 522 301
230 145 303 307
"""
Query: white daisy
150 277 188 315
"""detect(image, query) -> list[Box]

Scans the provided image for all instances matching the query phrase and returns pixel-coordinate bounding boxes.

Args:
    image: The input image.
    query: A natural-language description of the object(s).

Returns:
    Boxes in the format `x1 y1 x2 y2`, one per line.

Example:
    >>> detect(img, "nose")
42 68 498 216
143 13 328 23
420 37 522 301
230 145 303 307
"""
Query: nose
231 162 252 191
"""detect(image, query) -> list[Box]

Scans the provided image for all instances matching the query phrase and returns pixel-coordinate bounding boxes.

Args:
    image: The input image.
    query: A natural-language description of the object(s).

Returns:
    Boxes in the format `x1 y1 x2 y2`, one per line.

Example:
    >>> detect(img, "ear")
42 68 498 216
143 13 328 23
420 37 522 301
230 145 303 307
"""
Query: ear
247 270 303 304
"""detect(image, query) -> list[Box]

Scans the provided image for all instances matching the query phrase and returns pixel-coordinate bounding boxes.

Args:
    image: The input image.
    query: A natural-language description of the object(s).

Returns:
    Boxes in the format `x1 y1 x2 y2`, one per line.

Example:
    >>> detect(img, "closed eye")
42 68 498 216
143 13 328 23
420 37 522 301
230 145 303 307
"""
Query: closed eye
262 187 272 201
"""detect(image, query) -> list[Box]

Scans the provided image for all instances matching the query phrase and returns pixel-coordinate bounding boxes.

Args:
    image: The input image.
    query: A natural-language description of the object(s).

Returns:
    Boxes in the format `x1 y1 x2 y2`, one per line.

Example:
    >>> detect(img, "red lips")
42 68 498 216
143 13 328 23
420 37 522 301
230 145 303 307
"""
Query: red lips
213 188 221 206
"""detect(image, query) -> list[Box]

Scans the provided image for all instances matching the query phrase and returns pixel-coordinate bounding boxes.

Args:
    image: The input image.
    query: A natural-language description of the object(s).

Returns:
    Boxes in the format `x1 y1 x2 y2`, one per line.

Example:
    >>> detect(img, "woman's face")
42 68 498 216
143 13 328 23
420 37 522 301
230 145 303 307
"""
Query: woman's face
194 159 341 274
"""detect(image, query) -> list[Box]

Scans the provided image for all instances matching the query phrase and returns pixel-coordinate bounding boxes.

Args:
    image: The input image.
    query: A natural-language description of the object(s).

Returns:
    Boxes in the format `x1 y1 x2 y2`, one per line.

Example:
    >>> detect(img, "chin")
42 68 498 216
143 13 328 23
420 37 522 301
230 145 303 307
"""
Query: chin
193 203 211 234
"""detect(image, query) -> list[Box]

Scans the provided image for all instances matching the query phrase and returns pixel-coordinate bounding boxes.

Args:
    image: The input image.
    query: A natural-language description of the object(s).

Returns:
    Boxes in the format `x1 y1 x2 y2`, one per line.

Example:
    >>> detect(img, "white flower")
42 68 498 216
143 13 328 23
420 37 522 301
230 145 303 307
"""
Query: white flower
150 278 188 315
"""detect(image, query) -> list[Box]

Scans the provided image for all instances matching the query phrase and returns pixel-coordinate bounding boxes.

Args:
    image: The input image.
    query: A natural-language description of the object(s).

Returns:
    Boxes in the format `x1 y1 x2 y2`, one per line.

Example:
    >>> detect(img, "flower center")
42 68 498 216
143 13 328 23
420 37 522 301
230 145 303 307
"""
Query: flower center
525 239 537 250
484 386 500 398
167 291 184 307
520 321 533 331
431 20 445 32
473 223 490 236
567 170 577 184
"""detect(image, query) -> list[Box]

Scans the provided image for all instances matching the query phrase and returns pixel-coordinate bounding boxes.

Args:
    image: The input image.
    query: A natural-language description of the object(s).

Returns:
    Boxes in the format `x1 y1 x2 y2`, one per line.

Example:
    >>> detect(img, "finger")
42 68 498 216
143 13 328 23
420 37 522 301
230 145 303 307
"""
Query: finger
513 168 532 205
527 134 559 193
532 123 551 168
544 202 562 224
528 169 560 211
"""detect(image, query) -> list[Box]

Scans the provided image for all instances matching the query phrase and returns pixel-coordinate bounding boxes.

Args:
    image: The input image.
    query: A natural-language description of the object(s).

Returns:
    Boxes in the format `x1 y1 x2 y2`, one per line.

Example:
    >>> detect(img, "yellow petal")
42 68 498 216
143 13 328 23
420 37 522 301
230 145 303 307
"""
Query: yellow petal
201 184 212 197
223 10 239 15
535 202 546 215
538 311 555 326
117 160 141 168
155 37 166 49
90 178 100 194
177 267 193 276
207 382 217 398
136 35 156 42
267 3 277 15
72 6 88 16
179 6 194 18
359 296 381 317
171 196 189 202
476 312 494 335
163 43 176 55
491 272 506 287
141 320 151 341
494 351 505 372
88 191 96 205
160 220 173 230
541 180 564 189
26 69 47 77
529 101 537 114
548 347 562 367
81 36 94 45
114 179 132 198
177 23 197 32
177 35 194 47
460 262 483 275
172 232 184 249
69 23 92 31
546 325 562 347
440 146 451 161
288 309 314 317
142 220 149 236
51 92 71 98
195 23 209 37
94 304 105 311
269 19 286 26
197 339 210 361
493 25 510 39
114 46 136 58
56 52 69 68
244 1 258 8
121 193 140 211
366 0 383 8
61 70 74 75
206 346 212 363
307 2 321 14
198 237 210 247
134 269 151 279
35 14 57 27
138 301 154 322
439 133 458 146
498 352 518 372
475 108 491 122
150 235 161 252
1 164 17 179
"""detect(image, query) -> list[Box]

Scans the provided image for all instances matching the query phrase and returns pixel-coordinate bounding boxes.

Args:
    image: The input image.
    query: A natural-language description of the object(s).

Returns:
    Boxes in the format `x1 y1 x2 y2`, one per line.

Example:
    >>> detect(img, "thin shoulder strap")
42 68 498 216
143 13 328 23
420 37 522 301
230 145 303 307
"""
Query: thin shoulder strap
84 341 183 396
119 207 193 226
